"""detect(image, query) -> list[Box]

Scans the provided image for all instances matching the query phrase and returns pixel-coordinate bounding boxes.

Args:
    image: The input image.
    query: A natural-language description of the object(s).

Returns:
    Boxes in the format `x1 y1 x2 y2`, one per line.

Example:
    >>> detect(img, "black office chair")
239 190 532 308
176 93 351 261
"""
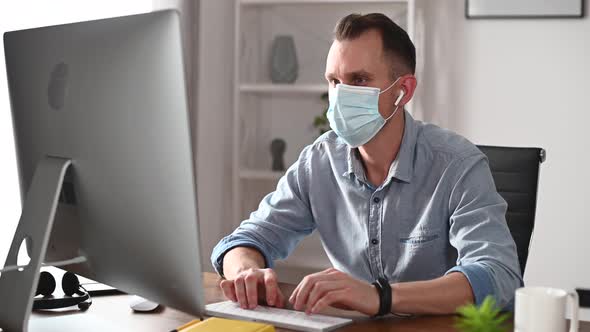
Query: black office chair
476 145 546 275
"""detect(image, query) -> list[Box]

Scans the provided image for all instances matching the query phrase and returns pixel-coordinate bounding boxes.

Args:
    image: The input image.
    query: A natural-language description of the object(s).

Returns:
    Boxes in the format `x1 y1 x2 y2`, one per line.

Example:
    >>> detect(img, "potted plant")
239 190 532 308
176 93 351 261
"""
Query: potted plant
312 92 330 137
454 296 511 332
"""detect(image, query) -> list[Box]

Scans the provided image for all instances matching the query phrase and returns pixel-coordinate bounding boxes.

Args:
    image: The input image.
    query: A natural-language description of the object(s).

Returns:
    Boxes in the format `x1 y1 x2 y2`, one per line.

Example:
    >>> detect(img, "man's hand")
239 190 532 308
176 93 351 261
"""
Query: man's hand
289 268 380 315
220 268 286 310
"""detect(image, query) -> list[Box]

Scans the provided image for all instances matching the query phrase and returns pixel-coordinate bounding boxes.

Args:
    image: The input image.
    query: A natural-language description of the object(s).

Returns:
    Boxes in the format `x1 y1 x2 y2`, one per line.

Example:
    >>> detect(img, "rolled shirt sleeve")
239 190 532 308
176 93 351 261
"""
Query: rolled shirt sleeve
211 146 316 277
445 153 523 309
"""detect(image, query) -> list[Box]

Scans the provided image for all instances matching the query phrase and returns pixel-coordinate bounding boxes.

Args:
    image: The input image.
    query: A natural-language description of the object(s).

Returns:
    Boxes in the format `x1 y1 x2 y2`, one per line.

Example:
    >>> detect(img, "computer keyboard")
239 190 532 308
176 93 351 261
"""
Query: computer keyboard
205 301 353 332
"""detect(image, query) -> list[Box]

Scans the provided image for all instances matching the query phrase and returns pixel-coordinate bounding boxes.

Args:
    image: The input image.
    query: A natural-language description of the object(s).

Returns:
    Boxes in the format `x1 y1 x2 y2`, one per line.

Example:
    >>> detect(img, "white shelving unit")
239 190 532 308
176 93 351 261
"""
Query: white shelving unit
232 0 416 228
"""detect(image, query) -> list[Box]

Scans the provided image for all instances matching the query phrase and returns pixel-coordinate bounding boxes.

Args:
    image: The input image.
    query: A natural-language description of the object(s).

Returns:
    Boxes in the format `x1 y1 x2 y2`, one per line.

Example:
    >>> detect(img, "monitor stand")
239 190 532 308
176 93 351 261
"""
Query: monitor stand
0 156 71 332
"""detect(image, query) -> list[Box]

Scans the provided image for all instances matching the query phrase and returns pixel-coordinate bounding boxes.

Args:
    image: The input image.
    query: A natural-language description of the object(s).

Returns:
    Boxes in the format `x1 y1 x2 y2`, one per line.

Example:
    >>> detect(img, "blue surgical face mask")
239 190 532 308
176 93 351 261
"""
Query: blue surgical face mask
327 78 401 148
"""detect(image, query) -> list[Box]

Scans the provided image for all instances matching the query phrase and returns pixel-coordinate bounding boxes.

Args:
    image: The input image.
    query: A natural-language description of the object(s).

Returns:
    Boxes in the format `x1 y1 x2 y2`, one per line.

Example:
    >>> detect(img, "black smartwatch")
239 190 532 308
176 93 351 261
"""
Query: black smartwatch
372 277 392 317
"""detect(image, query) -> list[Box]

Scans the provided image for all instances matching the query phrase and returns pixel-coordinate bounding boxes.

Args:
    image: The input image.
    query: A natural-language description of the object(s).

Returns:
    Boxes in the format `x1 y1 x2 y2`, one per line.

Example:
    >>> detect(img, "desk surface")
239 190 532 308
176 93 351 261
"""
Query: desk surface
30 272 590 332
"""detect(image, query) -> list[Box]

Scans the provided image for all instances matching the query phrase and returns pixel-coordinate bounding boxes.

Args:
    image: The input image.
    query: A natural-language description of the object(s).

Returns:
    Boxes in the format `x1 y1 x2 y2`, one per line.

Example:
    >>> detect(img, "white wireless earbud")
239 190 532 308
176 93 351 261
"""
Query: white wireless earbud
394 89 405 106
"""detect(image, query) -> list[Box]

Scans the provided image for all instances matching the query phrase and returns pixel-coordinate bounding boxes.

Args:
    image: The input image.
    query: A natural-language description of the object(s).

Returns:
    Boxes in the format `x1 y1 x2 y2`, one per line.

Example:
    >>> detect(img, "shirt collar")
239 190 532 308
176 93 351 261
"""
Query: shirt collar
343 110 417 184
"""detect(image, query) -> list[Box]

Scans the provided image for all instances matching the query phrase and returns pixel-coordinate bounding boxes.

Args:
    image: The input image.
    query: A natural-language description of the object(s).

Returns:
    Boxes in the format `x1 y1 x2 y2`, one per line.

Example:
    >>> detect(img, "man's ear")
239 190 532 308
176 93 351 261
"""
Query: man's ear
397 74 417 106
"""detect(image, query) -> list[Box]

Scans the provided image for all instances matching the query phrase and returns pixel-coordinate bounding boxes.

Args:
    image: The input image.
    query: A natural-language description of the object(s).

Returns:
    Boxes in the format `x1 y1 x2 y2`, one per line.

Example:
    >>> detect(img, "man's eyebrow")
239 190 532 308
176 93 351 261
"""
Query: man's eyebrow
325 70 375 80
348 70 374 79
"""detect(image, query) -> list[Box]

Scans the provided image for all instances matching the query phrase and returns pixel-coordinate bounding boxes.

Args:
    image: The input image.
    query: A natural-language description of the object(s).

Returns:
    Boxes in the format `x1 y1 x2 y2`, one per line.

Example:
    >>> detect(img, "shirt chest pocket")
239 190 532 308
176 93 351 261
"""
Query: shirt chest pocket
399 229 442 250
396 228 447 281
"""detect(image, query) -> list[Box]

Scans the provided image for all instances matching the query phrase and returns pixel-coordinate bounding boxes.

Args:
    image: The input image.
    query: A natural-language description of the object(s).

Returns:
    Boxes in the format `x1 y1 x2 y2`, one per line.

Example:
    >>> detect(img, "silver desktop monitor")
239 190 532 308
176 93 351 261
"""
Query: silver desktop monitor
1 10 203 328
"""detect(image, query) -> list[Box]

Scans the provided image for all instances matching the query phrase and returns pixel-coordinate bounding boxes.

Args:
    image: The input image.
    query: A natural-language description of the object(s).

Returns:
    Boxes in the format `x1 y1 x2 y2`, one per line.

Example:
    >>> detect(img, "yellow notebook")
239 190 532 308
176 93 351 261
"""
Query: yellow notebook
173 317 275 332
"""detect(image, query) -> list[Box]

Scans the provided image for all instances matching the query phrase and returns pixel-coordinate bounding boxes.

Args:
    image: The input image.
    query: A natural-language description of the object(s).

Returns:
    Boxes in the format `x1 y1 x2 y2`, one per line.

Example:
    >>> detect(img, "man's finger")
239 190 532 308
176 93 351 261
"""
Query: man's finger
289 282 302 304
263 271 279 306
311 289 349 314
220 280 237 302
275 287 286 308
234 277 248 309
244 273 259 309
289 270 325 303
305 281 342 314
293 272 333 311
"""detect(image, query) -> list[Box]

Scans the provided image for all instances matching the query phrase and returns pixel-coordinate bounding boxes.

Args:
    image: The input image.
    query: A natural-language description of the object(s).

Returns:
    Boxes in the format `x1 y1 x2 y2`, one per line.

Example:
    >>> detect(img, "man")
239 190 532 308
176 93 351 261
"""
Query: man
211 13 522 317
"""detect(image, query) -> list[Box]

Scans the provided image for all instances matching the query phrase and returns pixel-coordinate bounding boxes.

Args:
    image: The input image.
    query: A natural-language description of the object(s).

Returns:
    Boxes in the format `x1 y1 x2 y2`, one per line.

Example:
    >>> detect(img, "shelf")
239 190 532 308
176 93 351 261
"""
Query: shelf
241 0 408 5
239 169 285 180
240 84 327 94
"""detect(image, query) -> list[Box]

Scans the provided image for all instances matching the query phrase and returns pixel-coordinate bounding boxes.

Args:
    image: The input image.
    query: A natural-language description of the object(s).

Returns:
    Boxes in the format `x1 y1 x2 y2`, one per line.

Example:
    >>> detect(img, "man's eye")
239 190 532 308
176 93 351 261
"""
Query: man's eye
330 79 340 85
353 78 367 85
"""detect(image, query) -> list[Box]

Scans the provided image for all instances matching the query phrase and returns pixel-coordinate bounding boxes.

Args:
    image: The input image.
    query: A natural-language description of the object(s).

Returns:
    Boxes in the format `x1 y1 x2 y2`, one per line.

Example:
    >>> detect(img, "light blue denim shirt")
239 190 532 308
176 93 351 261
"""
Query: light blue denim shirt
212 111 522 309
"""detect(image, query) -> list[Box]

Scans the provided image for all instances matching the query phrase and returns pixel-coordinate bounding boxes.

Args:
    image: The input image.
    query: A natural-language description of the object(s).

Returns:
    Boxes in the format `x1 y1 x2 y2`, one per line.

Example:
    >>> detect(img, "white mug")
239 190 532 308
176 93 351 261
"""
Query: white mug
515 286 579 332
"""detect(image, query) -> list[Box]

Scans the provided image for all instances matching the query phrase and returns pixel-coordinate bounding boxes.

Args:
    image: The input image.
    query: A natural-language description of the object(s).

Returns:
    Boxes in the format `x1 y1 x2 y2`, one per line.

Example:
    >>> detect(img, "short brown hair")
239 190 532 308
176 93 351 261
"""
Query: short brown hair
334 13 416 77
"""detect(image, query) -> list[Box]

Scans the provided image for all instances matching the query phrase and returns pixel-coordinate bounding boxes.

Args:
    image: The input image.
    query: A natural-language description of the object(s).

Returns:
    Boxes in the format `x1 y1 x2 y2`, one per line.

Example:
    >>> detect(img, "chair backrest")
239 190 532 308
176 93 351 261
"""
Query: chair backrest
476 145 545 275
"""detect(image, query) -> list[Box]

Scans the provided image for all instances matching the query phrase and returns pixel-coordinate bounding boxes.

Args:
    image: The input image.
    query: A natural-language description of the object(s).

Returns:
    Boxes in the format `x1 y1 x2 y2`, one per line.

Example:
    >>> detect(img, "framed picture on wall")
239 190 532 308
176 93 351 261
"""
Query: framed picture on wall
466 0 584 18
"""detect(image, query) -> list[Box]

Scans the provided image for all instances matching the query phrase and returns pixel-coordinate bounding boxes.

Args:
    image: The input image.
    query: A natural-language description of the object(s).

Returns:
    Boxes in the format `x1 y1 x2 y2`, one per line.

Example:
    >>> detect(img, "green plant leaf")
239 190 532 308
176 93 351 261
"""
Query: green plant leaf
313 116 324 127
312 92 331 138
454 296 509 332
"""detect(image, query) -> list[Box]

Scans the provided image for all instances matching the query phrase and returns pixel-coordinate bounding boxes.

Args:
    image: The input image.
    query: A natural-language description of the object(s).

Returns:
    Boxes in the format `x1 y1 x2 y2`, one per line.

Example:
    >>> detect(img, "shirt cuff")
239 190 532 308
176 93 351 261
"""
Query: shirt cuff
446 263 495 306
211 238 274 278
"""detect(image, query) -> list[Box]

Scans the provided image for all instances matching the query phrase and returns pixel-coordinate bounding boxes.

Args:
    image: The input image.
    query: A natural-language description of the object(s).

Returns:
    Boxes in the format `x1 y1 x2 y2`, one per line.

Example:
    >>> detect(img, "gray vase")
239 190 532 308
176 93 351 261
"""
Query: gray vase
270 138 286 171
270 35 298 84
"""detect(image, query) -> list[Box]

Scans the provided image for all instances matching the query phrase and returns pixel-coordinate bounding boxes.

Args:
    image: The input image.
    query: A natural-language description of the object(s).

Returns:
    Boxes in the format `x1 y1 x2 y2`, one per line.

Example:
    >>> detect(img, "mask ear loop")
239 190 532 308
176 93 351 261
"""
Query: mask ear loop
384 104 400 122
381 76 403 122
379 76 402 95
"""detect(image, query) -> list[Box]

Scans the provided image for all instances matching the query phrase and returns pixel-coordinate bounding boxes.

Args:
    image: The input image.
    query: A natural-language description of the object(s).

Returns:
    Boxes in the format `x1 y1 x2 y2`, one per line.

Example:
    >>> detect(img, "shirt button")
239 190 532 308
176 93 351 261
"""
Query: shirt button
371 238 379 245
373 197 381 204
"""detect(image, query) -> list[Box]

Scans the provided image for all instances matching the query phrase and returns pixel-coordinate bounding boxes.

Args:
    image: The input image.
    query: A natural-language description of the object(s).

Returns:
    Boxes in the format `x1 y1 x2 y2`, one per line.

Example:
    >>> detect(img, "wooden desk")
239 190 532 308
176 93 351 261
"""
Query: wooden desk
30 272 590 332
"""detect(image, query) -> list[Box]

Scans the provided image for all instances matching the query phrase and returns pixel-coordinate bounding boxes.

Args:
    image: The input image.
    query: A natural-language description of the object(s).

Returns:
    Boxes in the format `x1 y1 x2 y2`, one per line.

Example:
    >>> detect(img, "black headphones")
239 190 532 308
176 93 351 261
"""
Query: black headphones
33 271 92 311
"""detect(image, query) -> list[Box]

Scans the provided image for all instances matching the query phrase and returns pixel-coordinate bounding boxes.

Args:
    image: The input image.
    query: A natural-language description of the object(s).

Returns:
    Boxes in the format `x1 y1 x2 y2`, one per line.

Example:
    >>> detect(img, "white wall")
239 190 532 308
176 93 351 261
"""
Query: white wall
414 0 590 316
0 1 151 270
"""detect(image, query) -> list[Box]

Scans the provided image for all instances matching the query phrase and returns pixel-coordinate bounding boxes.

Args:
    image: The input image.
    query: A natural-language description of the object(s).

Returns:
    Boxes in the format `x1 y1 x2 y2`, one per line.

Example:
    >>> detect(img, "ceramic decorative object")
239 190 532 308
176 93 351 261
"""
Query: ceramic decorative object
270 139 286 171
269 35 298 83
